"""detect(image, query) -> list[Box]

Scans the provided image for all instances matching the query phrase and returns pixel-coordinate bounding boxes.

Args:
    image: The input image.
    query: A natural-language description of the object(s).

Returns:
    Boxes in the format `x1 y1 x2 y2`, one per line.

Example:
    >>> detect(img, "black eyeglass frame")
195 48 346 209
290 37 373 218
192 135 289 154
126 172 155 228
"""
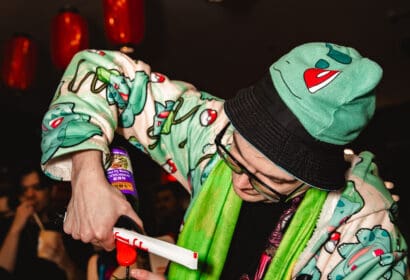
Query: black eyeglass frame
215 122 307 203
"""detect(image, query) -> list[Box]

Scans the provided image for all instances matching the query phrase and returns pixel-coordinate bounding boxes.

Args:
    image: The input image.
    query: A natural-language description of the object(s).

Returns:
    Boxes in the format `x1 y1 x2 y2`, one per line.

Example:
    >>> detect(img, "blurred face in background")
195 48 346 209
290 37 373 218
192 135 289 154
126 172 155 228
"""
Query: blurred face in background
19 170 51 213
154 189 179 218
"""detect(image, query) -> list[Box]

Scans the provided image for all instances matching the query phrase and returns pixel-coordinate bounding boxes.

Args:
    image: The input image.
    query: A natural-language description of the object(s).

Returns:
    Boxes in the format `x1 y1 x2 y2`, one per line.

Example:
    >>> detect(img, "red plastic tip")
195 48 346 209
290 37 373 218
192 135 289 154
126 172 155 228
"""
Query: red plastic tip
116 240 137 266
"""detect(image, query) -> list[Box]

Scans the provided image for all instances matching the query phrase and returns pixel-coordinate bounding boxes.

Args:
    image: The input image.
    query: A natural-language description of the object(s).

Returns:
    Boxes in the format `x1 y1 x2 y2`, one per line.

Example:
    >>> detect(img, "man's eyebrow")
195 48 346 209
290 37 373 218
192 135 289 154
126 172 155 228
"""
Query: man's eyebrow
22 183 42 189
265 174 297 184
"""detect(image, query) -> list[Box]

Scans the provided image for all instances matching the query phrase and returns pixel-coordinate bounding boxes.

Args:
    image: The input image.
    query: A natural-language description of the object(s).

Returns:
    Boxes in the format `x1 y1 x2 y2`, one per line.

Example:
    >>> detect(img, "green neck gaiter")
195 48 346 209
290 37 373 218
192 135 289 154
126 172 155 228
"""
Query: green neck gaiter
167 160 327 280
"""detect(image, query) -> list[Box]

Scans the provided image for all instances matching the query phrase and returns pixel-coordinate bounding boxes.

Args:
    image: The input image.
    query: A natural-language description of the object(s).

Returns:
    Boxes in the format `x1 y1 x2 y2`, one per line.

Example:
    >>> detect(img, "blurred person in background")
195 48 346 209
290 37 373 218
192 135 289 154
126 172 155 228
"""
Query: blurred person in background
148 180 190 241
0 161 93 280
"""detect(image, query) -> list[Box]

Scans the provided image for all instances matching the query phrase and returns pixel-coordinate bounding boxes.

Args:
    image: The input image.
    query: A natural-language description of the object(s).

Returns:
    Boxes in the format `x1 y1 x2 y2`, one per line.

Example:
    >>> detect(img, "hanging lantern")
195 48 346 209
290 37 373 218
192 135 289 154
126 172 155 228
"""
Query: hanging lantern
1 33 37 91
51 6 89 70
102 0 145 52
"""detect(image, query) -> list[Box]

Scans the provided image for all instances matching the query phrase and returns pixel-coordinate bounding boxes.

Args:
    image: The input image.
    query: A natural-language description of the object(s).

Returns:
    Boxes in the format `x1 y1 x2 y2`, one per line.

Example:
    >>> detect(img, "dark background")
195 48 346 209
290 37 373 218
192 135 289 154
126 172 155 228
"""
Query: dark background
1 0 409 240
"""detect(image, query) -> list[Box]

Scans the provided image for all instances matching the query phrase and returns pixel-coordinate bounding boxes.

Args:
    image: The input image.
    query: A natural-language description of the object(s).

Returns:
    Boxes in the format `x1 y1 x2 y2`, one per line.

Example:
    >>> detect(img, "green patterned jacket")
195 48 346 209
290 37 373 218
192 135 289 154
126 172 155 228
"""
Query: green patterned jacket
41 50 407 279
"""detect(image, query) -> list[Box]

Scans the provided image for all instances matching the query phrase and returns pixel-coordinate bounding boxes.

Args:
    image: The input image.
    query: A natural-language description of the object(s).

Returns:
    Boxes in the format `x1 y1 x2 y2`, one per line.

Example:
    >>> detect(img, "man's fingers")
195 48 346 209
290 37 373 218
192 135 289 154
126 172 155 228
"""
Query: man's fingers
384 181 394 189
100 234 116 251
383 181 399 201
130 268 166 280
343 148 355 162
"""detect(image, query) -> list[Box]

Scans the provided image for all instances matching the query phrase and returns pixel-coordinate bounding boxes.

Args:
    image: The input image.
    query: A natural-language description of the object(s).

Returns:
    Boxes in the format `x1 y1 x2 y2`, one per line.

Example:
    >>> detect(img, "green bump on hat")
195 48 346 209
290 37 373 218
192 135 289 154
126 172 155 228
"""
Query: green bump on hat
270 42 383 145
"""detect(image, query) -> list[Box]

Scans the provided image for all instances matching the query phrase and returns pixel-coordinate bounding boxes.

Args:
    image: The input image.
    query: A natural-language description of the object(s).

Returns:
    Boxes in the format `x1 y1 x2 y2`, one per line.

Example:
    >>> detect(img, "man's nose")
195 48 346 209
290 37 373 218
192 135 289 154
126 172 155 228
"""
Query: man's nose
236 172 251 186
24 187 36 197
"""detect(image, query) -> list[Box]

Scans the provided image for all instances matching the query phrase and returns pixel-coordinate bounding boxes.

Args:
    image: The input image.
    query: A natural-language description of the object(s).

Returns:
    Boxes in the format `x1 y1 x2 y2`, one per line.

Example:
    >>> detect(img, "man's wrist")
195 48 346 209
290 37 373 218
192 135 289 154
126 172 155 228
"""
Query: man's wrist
71 150 105 184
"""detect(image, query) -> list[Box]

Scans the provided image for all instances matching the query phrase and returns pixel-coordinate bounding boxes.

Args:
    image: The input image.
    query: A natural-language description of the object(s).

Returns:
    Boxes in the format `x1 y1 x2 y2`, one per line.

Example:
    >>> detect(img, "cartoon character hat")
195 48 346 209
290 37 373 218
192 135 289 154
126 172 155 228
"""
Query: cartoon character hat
224 42 383 190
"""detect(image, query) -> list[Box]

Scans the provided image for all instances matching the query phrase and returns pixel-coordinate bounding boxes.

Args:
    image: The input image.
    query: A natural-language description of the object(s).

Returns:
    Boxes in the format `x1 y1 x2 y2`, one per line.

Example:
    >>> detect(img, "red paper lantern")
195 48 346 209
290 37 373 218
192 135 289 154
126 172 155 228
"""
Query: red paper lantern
102 0 145 49
51 7 89 70
1 33 37 91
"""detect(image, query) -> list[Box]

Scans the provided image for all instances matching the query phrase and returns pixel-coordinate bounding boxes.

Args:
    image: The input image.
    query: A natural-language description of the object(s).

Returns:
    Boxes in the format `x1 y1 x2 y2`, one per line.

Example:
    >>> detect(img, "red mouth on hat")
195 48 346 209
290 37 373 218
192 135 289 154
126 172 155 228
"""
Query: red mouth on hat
304 68 340 93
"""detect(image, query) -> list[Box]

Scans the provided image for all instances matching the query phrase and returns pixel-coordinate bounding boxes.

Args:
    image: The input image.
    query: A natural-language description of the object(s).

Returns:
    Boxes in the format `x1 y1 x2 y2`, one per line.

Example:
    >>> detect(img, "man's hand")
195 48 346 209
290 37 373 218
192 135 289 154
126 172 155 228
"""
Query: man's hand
10 200 35 234
130 268 166 280
38 231 65 264
344 149 400 202
384 181 399 202
38 232 84 280
63 149 143 251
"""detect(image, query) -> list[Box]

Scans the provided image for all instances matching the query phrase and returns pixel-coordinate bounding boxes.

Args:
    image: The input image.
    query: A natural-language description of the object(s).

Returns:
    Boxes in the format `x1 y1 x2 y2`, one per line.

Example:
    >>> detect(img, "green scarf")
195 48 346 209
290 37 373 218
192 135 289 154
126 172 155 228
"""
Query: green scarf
168 160 327 279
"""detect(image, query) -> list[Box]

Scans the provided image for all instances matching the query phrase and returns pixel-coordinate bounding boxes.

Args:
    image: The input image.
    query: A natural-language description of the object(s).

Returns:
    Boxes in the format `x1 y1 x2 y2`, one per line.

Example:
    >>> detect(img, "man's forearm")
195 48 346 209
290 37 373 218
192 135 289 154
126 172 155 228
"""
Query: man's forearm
71 150 105 188
0 229 21 273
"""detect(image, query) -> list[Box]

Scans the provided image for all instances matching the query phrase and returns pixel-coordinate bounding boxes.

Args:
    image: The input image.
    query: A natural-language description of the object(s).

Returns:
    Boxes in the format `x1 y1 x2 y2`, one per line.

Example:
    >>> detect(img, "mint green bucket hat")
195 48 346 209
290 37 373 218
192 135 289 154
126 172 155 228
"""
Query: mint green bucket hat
224 42 383 190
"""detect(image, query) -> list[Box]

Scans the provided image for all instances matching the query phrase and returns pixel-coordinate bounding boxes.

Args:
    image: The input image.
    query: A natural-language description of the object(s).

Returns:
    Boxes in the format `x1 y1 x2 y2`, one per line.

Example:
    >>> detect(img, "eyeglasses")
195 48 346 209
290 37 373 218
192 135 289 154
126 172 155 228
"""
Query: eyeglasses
215 123 308 203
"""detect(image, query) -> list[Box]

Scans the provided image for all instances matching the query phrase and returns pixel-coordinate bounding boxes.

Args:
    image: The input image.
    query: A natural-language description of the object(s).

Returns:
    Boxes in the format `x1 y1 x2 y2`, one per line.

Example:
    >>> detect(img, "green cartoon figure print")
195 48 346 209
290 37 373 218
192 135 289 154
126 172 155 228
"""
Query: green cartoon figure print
328 181 364 231
297 225 406 280
96 67 149 128
329 226 406 279
150 100 177 137
148 91 221 189
147 97 201 150
41 102 102 165
128 135 148 154
96 67 128 109
297 255 322 280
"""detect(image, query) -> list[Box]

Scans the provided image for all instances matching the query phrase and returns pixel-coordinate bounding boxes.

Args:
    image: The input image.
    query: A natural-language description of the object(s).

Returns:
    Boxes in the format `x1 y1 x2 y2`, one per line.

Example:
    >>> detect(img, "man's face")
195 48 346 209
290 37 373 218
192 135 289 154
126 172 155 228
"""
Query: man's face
19 171 51 213
230 131 304 203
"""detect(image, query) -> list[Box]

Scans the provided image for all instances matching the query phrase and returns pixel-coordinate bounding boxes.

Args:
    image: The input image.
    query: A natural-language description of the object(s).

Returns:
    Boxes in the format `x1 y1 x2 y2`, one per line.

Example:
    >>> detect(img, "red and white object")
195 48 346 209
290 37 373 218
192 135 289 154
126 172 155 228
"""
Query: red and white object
113 227 198 270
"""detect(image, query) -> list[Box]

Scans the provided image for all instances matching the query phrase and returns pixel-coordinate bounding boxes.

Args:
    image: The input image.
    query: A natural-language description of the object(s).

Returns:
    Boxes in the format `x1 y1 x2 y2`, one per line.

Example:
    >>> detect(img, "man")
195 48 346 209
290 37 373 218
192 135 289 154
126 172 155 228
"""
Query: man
40 42 408 279
0 162 93 280
148 181 189 238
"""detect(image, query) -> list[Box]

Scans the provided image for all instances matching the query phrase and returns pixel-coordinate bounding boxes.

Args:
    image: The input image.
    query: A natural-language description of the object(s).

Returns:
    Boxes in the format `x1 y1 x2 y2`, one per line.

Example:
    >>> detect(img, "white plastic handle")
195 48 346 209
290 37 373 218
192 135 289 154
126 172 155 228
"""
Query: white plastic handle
113 227 198 270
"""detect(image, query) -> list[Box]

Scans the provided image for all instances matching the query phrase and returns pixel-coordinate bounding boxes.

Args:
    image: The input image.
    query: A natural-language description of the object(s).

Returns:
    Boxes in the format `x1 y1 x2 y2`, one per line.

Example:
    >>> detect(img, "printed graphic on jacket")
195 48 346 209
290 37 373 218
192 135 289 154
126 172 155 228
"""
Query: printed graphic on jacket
329 226 403 279
41 102 102 164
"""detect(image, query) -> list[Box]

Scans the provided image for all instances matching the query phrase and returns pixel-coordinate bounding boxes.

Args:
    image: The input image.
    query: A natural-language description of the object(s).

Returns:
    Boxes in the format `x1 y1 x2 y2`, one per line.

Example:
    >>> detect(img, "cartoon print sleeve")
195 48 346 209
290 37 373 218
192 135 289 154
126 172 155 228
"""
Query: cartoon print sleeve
314 211 407 279
296 152 408 279
41 49 227 196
